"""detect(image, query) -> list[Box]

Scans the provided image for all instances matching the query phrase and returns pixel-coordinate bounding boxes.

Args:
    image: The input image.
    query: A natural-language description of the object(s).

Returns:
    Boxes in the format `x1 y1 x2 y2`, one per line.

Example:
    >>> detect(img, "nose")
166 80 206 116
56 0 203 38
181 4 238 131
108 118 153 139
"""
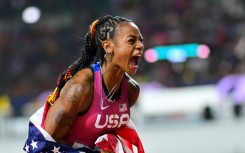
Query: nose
136 40 144 51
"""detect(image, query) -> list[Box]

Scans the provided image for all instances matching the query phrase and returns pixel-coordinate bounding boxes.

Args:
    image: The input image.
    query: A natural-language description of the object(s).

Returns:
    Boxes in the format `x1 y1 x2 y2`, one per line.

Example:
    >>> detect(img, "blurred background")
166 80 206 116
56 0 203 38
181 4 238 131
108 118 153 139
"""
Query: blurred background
0 0 245 152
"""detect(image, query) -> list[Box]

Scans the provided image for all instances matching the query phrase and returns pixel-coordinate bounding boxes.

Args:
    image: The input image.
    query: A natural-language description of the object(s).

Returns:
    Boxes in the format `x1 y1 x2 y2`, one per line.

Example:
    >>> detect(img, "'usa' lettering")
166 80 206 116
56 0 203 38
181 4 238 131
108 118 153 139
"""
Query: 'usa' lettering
95 114 129 128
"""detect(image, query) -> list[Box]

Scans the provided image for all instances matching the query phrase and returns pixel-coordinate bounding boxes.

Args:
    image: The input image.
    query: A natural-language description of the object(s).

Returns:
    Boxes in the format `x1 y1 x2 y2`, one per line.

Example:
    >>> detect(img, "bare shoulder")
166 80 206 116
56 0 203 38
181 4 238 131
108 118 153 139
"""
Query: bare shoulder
59 67 94 112
71 67 94 85
61 68 93 97
124 73 140 107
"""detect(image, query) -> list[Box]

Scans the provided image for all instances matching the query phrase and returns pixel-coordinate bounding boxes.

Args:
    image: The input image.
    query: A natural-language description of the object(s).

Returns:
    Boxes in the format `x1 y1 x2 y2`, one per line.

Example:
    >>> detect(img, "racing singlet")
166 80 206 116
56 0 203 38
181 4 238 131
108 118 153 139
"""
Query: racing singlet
63 63 130 148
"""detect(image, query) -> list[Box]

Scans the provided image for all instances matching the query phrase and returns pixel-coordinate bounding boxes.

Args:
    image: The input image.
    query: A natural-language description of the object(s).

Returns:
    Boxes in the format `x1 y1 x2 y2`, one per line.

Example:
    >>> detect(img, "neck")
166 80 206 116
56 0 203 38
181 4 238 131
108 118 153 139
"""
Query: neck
101 63 124 91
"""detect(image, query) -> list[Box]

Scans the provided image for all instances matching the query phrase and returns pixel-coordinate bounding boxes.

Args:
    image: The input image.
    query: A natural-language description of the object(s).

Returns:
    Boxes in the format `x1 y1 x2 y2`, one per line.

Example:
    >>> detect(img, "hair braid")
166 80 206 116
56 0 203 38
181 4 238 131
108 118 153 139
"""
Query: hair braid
46 15 132 106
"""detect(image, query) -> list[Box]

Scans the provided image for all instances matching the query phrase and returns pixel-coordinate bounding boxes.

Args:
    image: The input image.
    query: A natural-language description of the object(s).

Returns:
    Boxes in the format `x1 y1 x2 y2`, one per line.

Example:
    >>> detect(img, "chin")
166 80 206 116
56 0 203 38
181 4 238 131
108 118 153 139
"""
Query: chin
127 70 137 75
126 64 138 75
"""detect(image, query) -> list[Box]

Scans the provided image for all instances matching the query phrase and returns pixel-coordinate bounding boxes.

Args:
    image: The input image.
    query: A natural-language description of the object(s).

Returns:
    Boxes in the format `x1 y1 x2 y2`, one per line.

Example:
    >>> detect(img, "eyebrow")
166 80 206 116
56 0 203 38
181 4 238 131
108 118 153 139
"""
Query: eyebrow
127 35 143 39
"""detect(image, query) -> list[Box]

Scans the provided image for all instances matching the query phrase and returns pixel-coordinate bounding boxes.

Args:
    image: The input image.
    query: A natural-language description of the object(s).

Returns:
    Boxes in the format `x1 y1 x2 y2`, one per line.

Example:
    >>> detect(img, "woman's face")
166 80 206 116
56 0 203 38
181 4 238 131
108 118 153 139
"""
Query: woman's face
110 22 144 75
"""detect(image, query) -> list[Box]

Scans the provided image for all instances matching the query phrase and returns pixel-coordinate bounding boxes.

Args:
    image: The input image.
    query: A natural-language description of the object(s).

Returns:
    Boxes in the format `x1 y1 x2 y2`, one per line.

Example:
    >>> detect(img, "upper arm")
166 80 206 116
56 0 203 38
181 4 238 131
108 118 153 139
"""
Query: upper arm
44 69 93 142
126 74 140 107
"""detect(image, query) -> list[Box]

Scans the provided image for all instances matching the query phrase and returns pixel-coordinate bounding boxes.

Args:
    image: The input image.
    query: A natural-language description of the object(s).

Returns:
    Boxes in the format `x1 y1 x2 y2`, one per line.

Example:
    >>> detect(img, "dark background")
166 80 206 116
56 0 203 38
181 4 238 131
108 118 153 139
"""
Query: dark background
0 0 245 116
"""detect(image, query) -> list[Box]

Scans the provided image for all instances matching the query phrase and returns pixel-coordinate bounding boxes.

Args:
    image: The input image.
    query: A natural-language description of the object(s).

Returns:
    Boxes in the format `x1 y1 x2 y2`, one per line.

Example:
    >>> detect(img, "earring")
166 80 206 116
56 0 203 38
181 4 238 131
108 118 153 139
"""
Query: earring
104 52 113 62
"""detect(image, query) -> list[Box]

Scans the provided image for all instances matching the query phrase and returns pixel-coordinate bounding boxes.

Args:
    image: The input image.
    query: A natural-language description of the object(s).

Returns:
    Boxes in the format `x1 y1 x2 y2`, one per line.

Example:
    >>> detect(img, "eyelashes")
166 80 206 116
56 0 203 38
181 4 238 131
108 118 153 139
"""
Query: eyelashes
128 39 135 44
127 37 143 44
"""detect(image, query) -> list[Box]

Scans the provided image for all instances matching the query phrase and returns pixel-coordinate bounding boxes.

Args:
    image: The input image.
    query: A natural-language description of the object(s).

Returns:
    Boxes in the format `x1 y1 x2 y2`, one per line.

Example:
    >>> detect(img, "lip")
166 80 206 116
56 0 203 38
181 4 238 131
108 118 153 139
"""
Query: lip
133 53 143 57
132 53 143 61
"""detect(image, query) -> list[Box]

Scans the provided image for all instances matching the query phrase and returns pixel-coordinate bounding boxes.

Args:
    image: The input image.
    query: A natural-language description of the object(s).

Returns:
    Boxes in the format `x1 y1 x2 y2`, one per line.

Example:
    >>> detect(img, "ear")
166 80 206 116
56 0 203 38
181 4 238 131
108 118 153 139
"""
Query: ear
102 40 113 53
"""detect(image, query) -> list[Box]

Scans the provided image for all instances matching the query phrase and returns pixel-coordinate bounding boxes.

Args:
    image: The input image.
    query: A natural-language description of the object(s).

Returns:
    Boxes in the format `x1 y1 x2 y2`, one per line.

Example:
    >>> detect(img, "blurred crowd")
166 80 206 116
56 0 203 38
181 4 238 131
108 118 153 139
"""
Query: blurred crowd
0 0 245 116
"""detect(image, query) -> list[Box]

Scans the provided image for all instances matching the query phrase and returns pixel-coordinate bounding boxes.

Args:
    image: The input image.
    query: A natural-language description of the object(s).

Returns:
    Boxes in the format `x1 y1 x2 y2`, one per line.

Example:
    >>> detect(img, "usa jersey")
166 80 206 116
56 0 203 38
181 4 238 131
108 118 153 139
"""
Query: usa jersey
63 63 130 148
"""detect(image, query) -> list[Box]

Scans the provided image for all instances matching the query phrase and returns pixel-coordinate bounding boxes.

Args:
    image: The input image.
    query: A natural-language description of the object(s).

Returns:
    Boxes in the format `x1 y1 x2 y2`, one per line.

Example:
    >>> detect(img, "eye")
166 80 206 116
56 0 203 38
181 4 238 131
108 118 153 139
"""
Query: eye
128 39 136 44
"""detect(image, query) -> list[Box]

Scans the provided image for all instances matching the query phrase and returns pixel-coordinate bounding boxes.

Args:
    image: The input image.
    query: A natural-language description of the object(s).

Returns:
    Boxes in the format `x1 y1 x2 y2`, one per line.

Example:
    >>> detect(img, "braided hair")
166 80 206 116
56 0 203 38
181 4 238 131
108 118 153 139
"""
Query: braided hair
47 15 132 105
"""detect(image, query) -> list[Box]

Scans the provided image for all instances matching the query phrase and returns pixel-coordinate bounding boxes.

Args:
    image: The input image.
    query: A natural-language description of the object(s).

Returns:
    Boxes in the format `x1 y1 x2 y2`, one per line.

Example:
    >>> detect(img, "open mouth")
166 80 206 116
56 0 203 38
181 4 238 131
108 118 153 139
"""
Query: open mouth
130 55 141 67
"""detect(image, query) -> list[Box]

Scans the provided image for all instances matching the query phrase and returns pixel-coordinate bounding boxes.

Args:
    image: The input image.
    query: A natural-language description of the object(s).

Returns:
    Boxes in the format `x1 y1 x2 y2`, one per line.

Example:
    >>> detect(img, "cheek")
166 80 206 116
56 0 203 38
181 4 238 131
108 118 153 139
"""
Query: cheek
119 51 131 63
115 47 130 60
115 53 128 64
113 43 133 65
